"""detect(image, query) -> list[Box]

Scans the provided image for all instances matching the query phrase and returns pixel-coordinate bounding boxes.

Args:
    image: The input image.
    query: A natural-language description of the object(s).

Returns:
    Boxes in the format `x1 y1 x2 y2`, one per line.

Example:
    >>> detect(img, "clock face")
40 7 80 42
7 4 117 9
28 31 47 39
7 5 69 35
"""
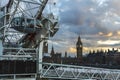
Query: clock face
80 45 82 47
77 45 82 48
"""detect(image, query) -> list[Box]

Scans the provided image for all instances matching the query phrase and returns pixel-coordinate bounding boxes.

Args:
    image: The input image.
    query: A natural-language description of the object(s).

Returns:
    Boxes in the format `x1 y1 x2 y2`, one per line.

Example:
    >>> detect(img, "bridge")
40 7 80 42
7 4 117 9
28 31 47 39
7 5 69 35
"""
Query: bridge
40 62 120 80
0 61 120 80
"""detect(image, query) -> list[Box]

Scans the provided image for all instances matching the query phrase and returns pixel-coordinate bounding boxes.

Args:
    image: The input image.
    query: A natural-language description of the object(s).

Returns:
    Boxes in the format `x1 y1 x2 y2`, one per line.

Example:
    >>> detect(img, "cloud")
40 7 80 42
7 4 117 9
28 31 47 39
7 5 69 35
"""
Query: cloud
57 0 111 37
98 32 113 37
114 21 120 25
97 0 108 6
97 40 120 45
54 0 120 54
105 32 113 37
117 31 120 35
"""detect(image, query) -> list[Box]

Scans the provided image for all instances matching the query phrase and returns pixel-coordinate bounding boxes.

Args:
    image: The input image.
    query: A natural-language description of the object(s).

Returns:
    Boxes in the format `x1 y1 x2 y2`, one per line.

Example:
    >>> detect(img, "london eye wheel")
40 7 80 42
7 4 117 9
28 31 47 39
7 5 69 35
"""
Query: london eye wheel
0 0 59 56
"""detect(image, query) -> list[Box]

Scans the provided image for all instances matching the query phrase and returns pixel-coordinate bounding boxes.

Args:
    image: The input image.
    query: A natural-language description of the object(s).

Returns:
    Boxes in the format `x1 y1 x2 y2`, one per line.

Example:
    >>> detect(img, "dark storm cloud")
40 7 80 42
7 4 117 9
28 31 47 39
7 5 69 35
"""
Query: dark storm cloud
67 24 107 35
57 0 109 36
60 10 82 25
59 0 95 26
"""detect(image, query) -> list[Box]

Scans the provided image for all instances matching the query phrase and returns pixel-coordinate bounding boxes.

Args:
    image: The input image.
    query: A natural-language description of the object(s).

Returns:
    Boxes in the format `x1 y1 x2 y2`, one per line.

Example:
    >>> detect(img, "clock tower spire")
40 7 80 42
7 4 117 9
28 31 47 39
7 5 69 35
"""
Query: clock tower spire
76 36 83 59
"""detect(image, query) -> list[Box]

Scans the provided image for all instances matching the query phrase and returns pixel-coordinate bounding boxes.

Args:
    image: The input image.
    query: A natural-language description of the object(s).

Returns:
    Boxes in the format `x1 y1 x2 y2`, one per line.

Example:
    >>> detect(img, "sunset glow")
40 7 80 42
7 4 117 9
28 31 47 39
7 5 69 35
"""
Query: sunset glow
68 47 76 53
97 40 120 45
106 32 113 37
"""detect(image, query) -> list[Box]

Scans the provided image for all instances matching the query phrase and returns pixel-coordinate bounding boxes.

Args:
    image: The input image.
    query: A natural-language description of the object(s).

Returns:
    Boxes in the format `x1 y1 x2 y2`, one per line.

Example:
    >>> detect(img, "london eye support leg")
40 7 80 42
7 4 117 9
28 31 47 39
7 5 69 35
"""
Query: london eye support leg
0 40 3 56
36 40 44 80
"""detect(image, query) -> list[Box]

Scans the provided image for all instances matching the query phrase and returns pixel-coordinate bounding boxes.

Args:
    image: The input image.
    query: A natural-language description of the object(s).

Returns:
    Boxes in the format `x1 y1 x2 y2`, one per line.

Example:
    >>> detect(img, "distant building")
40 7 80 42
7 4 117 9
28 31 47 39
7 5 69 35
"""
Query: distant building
76 36 83 59
86 48 120 66
64 51 67 58
87 50 106 64
50 45 55 57
43 36 83 65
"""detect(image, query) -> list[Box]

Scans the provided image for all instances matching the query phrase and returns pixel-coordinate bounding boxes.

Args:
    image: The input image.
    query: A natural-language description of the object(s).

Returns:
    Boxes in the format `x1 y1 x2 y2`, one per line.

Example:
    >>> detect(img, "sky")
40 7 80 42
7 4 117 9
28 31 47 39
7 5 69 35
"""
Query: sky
47 0 120 56
1 0 120 56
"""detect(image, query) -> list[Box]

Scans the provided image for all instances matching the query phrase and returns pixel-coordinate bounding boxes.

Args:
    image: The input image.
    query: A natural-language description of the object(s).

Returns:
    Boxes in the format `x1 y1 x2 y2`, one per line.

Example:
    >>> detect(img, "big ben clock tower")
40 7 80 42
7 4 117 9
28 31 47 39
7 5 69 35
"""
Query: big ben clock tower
76 36 83 59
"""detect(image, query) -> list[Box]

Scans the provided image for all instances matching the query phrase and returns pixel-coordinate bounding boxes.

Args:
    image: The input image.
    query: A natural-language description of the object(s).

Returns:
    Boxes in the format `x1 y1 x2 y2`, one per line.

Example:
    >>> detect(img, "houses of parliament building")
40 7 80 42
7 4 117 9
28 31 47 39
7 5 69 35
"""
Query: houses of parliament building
43 36 83 65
